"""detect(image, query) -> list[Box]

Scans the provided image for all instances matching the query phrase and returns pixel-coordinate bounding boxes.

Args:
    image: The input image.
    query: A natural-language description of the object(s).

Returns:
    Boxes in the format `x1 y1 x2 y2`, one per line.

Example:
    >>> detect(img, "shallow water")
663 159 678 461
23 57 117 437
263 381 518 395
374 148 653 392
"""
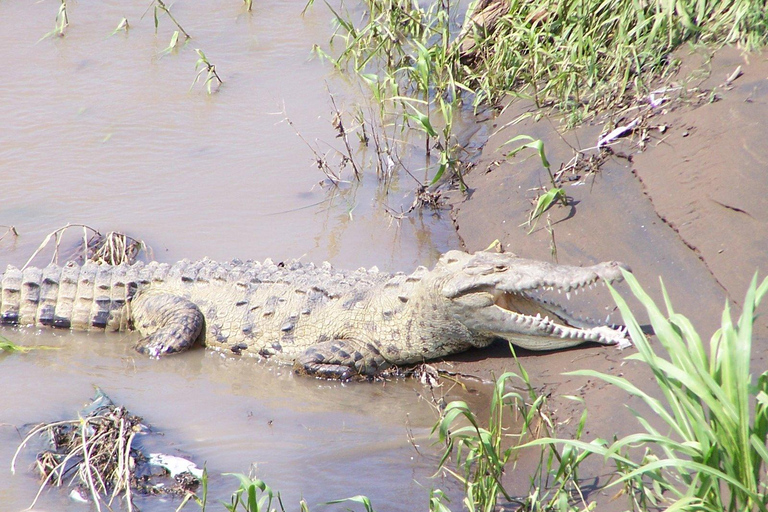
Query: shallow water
0 0 465 271
1 329 473 511
0 1 486 510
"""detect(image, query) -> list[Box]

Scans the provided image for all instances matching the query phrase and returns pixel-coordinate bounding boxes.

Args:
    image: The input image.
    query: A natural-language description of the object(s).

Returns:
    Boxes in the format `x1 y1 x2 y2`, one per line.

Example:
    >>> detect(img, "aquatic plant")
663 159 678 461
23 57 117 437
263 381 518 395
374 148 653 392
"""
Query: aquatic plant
151 0 191 40
434 361 595 511
110 17 130 36
0 335 59 354
309 0 768 196
221 474 283 512
40 0 69 40
192 49 224 94
311 0 469 192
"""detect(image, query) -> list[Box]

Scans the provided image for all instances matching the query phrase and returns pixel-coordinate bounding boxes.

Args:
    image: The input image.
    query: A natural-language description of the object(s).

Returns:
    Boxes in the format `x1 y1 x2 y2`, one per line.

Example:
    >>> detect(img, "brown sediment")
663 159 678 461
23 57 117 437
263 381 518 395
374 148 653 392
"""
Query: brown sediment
443 47 768 507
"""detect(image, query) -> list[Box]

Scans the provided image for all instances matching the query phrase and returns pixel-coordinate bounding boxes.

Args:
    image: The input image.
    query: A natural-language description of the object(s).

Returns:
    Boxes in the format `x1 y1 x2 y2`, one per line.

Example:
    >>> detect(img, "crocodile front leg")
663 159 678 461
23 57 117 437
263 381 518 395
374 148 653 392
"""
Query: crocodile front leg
130 291 204 357
294 339 390 379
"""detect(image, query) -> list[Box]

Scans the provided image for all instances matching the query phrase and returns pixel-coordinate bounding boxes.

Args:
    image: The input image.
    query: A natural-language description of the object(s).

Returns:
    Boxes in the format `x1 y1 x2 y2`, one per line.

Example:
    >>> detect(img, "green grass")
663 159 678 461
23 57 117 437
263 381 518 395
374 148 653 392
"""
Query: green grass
458 0 768 117
312 0 468 188
39 0 68 41
434 363 597 511
316 0 768 134
524 271 768 511
434 270 768 511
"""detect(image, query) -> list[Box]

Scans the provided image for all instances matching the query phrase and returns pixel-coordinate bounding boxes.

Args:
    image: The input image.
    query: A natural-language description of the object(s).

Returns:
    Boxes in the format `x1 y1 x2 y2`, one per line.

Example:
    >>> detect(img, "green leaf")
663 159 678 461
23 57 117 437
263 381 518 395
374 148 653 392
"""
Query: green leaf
502 135 550 169
325 495 375 512
523 188 564 233
161 30 179 55
402 102 437 137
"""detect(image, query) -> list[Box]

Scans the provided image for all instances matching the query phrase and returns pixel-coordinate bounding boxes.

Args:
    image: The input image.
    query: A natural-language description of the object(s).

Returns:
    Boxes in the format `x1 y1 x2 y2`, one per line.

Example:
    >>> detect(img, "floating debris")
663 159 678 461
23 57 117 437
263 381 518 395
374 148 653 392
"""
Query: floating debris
12 388 200 509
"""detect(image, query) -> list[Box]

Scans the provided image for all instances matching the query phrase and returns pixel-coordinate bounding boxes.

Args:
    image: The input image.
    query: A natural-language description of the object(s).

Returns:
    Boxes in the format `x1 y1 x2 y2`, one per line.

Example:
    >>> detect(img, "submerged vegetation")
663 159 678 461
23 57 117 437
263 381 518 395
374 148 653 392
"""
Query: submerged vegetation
43 0 222 94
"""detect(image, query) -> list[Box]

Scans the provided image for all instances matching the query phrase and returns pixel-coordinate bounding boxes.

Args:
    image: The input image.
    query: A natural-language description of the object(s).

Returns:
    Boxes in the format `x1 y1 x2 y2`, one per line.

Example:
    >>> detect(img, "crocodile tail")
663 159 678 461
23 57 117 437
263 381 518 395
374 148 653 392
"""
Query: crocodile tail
0 261 164 332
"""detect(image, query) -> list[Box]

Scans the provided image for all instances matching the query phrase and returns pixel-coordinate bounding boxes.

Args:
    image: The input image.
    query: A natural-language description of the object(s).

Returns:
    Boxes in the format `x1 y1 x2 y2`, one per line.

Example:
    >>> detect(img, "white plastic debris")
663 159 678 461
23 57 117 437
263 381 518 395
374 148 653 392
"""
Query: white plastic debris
69 488 89 503
149 453 204 479
597 118 640 148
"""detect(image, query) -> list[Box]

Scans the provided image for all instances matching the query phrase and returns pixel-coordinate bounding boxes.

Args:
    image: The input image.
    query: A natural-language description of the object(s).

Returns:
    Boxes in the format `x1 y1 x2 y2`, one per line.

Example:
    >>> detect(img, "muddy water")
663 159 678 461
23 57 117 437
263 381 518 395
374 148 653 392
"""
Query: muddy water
0 0 462 271
0 1 482 510
1 329 472 510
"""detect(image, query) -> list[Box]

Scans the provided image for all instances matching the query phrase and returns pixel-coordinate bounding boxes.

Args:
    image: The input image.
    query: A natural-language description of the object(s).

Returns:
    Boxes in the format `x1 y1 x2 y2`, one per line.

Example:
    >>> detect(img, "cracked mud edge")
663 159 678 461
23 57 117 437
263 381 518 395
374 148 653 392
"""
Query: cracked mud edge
630 167 731 300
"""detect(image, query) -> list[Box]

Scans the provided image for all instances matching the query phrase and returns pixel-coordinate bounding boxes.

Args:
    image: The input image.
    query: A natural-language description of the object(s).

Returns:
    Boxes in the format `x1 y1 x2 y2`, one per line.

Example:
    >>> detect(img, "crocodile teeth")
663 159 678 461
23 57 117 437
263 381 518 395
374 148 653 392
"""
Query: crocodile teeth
566 292 571 300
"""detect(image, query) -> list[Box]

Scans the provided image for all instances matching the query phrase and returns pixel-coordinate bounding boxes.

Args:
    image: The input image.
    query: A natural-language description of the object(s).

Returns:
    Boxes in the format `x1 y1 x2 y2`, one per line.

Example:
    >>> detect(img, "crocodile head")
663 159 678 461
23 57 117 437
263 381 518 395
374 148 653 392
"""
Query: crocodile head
436 250 631 351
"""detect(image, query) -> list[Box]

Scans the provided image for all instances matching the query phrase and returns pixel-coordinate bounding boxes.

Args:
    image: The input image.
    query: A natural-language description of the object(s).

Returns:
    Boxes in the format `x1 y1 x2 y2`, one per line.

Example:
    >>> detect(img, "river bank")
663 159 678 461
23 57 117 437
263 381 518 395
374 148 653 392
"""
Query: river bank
437 45 768 506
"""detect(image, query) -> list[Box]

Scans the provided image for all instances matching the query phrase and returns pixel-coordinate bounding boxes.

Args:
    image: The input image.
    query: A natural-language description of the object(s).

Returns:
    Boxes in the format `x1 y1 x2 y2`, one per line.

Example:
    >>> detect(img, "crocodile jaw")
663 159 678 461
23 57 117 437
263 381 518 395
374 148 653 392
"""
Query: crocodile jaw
491 291 630 350
449 289 630 351
437 251 632 351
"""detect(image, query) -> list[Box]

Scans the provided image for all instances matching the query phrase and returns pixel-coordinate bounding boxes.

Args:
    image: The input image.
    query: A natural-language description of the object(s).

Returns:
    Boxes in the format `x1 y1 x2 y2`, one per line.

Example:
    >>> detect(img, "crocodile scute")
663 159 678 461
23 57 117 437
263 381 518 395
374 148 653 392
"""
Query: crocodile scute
0 250 631 379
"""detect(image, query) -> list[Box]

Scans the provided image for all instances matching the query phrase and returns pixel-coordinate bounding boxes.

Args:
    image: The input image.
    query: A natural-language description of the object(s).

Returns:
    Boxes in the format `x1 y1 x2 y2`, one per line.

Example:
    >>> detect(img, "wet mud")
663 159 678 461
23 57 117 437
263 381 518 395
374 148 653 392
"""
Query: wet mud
447 46 768 507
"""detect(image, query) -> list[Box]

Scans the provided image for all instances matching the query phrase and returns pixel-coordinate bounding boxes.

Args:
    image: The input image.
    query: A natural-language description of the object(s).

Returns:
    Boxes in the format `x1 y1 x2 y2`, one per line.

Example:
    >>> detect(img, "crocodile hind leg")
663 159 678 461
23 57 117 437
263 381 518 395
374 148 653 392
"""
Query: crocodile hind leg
130 291 204 357
294 339 390 379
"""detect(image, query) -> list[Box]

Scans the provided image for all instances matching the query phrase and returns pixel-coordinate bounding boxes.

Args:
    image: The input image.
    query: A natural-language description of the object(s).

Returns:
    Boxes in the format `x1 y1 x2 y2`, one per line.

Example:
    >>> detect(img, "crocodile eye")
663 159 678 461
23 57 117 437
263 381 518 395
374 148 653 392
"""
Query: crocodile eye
495 264 508 272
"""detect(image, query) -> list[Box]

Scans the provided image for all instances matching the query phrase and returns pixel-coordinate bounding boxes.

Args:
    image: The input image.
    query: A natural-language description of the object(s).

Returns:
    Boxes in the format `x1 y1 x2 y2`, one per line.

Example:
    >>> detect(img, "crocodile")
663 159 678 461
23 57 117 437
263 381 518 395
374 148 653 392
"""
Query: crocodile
0 250 630 379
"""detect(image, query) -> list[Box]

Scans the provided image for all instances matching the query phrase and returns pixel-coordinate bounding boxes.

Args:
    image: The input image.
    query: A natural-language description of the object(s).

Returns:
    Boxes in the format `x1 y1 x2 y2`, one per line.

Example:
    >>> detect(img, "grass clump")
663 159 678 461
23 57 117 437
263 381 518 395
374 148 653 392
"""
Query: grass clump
317 0 768 131
434 365 597 511
22 223 151 269
13 390 205 511
312 0 470 191
458 0 768 117
12 390 147 511
605 271 768 510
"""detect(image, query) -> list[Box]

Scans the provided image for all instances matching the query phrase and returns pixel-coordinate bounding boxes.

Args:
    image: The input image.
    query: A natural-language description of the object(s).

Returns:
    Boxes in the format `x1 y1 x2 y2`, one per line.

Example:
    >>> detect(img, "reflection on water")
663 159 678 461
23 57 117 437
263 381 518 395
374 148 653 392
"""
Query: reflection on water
0 1 489 509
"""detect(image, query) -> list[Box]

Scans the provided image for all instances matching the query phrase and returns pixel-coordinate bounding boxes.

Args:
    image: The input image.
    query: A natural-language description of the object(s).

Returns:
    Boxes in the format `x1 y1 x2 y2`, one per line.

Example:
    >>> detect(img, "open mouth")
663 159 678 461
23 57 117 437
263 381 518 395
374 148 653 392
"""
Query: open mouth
491 284 631 349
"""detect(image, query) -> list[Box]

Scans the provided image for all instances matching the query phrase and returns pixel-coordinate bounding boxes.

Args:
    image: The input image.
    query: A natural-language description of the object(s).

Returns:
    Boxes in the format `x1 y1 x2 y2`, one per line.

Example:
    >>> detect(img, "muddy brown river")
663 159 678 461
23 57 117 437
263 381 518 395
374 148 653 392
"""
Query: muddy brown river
0 2 483 510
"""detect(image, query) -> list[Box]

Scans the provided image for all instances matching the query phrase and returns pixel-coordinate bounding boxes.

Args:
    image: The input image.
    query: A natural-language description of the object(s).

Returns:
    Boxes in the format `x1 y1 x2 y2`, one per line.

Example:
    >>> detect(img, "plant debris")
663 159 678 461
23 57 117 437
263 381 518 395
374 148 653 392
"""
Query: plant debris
22 223 152 270
12 389 201 510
